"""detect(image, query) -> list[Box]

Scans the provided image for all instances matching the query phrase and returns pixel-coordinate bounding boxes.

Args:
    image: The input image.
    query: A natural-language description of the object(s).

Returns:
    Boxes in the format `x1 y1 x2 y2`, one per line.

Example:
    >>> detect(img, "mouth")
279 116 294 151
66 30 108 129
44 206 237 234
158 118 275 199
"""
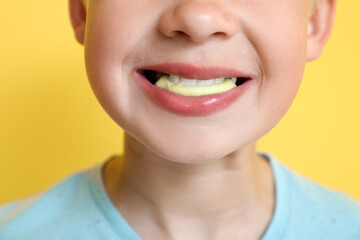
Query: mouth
134 64 254 115
137 69 251 97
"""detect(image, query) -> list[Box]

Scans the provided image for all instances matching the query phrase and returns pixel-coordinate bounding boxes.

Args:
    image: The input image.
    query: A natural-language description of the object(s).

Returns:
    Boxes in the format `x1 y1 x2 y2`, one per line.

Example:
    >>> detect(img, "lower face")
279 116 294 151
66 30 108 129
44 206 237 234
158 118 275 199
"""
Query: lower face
84 0 310 163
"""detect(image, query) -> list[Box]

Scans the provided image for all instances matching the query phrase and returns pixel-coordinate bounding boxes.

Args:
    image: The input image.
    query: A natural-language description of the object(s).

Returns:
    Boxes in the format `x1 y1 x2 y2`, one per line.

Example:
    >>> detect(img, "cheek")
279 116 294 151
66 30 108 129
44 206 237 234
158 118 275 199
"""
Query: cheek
261 36 306 120
83 2 152 126
254 19 308 124
234 9 309 142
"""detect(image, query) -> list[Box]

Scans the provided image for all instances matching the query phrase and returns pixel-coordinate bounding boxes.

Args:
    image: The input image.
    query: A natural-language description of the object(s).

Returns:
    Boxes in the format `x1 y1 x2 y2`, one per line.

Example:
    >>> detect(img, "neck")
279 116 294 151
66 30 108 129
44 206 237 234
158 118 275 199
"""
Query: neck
103 133 275 239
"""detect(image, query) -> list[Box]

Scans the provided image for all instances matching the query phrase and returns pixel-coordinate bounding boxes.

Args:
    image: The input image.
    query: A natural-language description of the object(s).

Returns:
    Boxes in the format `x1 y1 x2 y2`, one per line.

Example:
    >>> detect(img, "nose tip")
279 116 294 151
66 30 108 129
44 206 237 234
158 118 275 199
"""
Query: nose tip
158 1 237 43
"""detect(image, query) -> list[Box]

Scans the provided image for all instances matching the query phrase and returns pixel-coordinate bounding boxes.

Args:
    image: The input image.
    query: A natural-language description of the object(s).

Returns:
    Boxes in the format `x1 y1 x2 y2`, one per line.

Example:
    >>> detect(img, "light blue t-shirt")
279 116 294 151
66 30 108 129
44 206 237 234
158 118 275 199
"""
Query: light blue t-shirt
1 154 360 240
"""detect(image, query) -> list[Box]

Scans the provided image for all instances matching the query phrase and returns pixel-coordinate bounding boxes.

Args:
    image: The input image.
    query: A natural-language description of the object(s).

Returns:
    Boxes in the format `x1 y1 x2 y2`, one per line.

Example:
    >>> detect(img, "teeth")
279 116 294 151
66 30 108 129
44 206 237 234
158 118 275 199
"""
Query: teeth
155 74 237 97
166 75 234 87
181 78 197 87
198 79 215 86
214 78 224 84
169 75 180 84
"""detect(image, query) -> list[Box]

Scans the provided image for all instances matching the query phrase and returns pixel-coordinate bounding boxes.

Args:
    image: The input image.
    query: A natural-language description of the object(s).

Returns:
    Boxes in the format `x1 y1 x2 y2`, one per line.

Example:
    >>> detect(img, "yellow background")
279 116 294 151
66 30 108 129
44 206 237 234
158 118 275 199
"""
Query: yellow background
0 1 359 205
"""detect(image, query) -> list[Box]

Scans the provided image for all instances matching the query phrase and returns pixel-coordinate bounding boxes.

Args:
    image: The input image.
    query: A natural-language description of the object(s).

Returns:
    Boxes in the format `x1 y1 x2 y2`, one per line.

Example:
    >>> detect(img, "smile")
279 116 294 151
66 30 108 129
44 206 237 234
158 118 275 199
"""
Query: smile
135 63 254 116
140 70 250 97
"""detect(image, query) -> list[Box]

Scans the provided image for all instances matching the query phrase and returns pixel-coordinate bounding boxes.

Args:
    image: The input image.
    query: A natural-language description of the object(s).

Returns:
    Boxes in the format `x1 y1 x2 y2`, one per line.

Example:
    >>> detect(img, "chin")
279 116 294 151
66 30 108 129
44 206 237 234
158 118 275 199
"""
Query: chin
139 132 252 165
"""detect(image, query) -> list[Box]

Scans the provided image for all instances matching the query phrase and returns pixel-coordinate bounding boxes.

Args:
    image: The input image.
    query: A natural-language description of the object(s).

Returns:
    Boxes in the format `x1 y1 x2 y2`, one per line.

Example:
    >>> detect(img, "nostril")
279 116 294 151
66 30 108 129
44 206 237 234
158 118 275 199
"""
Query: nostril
171 30 188 38
214 32 226 37
157 2 237 44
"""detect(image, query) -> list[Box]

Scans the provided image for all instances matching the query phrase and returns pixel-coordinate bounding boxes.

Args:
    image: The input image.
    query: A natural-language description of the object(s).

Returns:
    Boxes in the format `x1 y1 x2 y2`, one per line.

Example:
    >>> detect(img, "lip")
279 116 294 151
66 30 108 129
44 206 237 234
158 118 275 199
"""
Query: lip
134 63 254 116
139 63 253 79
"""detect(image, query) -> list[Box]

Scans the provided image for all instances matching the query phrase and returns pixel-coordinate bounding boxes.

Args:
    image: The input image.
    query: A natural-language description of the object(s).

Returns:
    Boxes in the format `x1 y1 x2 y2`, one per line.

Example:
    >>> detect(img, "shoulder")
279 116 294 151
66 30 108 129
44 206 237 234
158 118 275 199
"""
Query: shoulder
272 157 360 239
0 170 91 240
287 165 360 222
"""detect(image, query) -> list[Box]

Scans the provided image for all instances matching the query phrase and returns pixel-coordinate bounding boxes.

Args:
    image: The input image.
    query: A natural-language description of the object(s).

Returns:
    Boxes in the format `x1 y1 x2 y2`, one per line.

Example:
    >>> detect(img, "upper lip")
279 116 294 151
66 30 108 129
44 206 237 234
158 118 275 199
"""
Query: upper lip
137 63 253 80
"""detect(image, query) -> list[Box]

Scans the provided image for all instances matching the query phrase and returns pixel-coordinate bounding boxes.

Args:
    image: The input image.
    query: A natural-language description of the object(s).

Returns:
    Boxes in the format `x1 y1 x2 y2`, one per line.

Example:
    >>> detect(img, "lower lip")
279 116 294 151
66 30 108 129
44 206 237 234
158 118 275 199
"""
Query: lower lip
134 72 252 116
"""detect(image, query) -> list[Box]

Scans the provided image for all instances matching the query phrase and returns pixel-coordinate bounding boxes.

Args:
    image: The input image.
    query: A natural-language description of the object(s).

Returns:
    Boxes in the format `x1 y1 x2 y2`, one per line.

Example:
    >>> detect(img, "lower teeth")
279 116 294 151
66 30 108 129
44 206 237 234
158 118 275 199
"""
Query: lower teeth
155 75 237 97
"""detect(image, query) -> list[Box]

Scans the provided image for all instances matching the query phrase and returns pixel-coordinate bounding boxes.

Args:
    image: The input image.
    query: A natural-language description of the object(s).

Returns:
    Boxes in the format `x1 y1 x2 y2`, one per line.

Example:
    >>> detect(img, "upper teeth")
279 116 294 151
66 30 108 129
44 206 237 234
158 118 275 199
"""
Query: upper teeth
168 75 236 86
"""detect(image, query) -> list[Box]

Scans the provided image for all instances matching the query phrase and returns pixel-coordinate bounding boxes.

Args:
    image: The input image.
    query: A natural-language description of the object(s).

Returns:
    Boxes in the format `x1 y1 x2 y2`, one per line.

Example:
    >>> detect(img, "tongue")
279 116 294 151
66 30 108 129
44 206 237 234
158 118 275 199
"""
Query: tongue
155 75 236 97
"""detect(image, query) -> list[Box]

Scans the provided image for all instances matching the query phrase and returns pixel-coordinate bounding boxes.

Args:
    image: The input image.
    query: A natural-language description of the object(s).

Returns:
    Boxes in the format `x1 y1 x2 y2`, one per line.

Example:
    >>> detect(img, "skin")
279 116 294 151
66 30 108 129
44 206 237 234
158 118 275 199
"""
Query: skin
69 0 336 239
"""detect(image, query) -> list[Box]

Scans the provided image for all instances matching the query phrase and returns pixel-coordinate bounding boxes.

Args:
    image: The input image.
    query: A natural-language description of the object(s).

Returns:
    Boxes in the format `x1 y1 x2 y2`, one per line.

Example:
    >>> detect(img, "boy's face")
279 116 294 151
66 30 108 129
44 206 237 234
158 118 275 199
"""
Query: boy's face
77 0 326 163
